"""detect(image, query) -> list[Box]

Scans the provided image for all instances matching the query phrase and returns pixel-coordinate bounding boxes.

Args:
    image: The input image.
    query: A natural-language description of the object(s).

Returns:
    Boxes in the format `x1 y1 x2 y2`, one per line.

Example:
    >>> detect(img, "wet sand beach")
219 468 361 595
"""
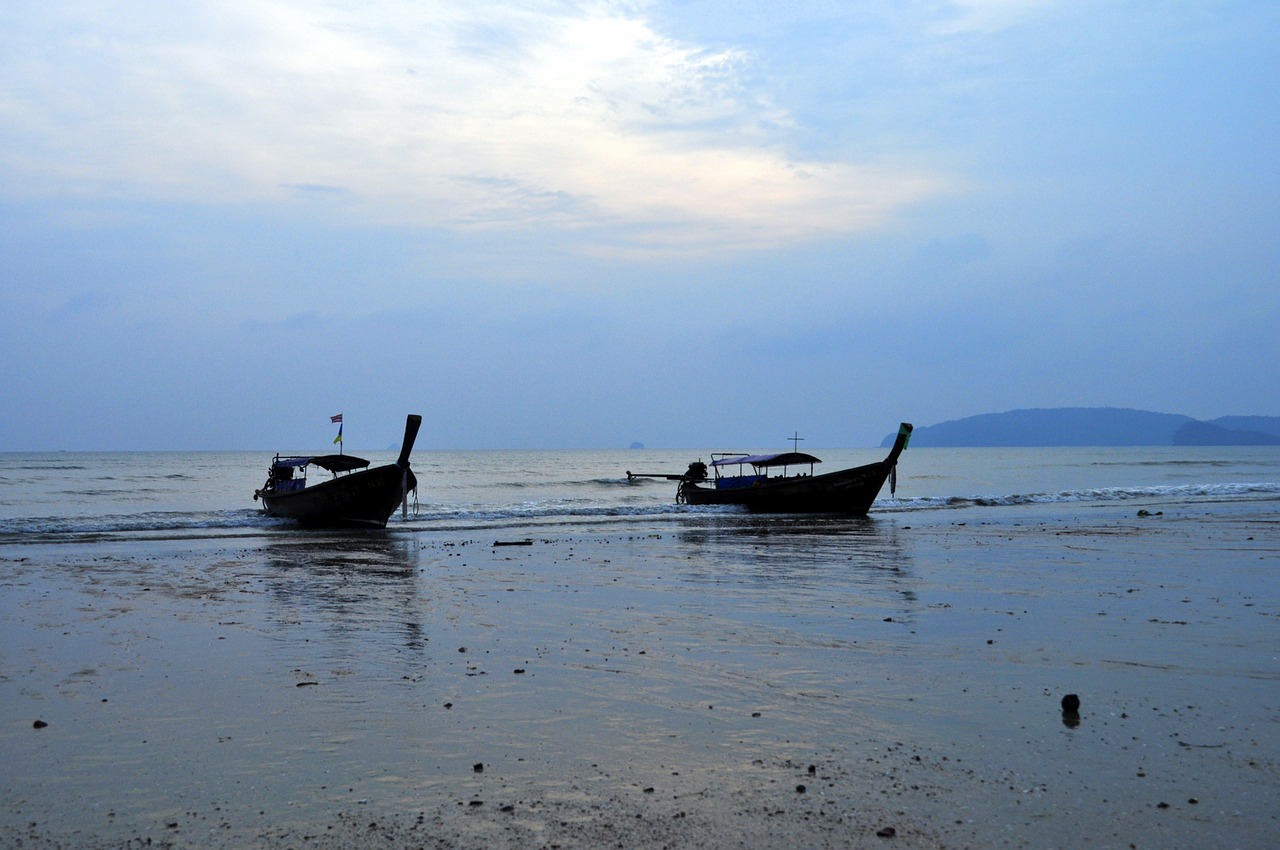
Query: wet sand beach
2 499 1278 848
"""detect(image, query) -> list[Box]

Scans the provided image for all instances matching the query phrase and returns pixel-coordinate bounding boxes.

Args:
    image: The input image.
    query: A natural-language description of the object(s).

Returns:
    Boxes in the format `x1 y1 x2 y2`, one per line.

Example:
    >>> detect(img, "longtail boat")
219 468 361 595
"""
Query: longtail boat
254 414 421 528
628 423 912 515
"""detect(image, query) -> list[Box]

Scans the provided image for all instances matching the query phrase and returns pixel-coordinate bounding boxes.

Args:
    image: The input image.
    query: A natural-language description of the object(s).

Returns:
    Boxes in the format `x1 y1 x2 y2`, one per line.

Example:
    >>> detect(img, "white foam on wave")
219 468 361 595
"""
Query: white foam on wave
411 500 703 524
0 509 275 537
880 481 1280 511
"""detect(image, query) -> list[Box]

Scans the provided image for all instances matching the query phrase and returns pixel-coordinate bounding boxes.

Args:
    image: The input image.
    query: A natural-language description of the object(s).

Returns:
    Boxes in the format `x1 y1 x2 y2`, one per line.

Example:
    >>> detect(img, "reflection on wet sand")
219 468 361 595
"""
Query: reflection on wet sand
261 532 425 652
674 514 918 605
4 504 1277 850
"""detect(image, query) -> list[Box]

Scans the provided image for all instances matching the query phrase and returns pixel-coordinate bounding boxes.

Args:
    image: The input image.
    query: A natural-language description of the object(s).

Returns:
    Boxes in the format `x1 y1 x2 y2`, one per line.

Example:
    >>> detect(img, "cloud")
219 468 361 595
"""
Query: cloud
933 0 1058 35
0 0 947 256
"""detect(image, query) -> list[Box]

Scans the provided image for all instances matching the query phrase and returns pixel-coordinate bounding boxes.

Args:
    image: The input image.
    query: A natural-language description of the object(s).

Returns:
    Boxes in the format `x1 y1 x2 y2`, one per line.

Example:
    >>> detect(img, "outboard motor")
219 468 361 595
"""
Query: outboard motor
255 461 293 501
683 461 708 482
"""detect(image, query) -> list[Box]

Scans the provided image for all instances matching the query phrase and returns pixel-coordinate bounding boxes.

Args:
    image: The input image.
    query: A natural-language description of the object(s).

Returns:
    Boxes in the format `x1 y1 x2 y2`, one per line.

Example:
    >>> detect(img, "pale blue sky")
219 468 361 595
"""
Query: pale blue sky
2 0 1276 450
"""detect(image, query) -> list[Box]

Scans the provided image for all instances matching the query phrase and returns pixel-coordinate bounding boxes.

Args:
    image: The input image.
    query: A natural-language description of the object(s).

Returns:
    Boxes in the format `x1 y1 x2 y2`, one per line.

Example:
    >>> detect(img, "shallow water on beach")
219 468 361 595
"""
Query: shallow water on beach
2 448 1279 848
3 444 1280 536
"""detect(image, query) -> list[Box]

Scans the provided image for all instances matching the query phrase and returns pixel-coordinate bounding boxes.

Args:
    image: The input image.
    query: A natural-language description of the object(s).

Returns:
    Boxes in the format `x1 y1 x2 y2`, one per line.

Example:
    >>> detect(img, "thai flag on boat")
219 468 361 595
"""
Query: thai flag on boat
330 413 343 424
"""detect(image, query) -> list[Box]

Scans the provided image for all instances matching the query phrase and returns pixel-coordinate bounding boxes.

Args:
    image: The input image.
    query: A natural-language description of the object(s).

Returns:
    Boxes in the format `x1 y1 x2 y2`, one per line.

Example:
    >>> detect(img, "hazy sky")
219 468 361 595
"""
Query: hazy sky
2 0 1277 450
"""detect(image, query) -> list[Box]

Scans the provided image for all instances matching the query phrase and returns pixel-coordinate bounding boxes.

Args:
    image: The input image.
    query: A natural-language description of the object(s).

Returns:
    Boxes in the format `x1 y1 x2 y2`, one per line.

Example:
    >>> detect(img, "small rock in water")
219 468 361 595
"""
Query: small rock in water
33 719 48 729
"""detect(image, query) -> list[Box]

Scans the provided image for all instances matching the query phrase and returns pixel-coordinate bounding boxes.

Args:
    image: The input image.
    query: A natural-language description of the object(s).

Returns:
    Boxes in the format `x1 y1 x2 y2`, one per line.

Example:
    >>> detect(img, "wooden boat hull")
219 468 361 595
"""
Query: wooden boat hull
679 458 894 515
677 423 912 515
260 463 416 528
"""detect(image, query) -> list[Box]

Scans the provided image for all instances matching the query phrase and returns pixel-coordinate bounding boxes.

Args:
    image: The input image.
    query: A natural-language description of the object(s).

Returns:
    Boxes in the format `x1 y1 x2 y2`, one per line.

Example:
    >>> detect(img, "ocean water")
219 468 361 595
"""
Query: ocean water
1 443 1278 540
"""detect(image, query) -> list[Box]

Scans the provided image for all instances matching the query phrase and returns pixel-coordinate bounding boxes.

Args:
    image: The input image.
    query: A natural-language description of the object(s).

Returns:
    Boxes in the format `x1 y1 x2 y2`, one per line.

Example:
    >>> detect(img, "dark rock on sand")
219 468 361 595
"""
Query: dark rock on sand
1060 693 1081 727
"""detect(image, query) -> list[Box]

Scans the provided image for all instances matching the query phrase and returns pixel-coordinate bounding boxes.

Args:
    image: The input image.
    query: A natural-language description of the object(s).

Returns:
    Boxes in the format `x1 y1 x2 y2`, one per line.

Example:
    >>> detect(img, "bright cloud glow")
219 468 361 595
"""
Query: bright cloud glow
0 0 946 255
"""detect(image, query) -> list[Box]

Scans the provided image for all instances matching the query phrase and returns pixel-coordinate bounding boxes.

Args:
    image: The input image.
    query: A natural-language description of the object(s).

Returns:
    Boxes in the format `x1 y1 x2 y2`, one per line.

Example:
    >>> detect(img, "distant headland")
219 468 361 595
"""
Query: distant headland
881 408 1280 448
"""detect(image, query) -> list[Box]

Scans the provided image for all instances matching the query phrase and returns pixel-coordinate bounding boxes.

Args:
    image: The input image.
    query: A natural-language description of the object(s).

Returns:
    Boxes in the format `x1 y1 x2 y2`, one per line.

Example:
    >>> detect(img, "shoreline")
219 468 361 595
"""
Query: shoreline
3 499 1277 848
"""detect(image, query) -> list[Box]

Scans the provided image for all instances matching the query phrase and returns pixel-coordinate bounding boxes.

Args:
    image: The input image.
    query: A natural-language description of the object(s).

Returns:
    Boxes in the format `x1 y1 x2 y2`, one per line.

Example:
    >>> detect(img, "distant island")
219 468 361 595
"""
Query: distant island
881 408 1280 448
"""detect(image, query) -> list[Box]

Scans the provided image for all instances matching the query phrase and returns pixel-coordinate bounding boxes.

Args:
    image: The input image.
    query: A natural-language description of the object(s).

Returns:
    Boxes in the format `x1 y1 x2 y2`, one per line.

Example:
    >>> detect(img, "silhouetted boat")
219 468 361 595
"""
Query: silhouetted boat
628 423 912 515
254 414 421 528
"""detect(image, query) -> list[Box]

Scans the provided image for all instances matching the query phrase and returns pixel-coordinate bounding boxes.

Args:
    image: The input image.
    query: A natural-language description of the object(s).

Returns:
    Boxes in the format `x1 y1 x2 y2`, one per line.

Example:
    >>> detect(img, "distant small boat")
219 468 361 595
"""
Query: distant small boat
628 423 912 515
254 415 422 528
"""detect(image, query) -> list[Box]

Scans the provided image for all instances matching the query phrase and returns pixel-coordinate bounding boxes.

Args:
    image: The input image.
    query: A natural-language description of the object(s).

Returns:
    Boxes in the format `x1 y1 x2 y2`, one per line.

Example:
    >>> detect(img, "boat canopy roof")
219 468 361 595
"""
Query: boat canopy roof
711 451 821 468
273 454 370 473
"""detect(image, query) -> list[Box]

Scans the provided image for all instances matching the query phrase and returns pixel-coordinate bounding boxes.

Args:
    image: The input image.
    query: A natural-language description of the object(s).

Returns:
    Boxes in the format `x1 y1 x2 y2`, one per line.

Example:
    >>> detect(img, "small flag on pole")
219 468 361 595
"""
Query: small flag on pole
330 413 343 424
333 424 343 445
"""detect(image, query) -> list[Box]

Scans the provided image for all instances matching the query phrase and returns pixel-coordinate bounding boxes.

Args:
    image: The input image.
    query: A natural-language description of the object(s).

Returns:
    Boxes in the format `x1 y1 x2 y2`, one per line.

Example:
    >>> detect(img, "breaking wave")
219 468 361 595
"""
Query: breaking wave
3 480 1277 542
